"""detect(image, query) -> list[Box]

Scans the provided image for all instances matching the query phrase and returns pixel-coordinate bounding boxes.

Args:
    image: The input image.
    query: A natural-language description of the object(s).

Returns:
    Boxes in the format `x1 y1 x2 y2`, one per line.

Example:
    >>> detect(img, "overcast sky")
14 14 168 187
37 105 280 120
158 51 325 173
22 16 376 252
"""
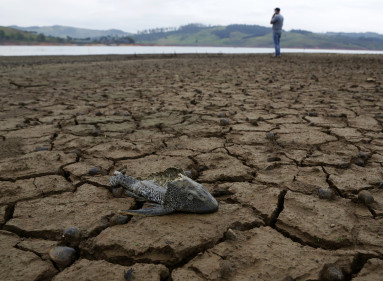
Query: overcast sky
1 0 382 34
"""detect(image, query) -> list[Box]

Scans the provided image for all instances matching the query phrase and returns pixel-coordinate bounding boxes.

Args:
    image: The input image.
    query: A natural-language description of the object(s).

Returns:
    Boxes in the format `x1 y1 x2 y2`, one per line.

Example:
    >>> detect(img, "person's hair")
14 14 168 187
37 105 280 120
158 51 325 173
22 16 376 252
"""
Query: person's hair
275 8 280 12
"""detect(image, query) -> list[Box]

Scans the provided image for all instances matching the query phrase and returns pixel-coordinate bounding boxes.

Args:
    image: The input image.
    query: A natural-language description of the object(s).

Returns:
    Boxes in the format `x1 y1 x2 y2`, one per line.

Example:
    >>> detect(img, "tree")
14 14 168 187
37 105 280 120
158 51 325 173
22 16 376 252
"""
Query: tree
37 33 46 42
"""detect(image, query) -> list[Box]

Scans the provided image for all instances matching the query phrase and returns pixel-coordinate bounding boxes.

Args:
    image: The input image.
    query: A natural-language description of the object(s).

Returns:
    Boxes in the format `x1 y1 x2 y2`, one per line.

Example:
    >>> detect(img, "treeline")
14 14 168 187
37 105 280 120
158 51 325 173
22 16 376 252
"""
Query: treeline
134 23 209 41
212 24 270 39
0 27 135 45
0 29 66 43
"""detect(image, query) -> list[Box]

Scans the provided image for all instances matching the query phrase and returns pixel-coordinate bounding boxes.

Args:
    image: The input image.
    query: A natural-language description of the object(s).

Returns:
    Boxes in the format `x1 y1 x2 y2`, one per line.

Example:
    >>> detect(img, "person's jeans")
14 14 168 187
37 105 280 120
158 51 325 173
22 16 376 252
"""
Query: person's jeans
273 31 282 56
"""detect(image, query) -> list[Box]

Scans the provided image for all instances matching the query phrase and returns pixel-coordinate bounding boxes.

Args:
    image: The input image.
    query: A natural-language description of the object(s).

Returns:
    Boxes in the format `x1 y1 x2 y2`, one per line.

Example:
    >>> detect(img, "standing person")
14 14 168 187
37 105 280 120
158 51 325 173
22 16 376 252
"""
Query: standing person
270 7 284 57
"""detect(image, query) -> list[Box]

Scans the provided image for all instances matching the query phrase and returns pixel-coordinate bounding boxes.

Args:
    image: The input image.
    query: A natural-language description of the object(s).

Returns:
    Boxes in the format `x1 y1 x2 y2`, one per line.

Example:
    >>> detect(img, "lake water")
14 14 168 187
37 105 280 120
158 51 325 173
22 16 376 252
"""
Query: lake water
1 45 383 56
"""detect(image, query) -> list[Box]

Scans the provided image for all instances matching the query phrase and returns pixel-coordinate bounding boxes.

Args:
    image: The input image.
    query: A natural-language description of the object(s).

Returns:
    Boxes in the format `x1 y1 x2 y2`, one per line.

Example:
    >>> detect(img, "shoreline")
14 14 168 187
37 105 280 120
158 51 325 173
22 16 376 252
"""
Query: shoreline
1 43 382 52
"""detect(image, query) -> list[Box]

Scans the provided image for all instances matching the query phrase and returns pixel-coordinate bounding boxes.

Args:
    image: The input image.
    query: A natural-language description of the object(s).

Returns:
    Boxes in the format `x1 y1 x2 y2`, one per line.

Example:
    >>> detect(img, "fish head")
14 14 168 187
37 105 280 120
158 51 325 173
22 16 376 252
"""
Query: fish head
165 174 218 213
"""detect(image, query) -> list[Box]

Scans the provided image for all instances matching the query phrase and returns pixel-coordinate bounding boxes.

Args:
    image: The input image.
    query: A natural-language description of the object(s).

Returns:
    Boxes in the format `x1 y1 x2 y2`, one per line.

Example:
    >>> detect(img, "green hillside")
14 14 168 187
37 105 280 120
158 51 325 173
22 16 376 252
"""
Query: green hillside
133 24 383 50
0 26 134 45
0 26 67 44
10 25 131 39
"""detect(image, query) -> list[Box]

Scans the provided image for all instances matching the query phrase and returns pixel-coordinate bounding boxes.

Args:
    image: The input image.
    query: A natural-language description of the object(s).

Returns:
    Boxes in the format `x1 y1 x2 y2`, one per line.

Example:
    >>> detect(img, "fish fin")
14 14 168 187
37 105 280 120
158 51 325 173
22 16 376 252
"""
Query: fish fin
118 205 174 216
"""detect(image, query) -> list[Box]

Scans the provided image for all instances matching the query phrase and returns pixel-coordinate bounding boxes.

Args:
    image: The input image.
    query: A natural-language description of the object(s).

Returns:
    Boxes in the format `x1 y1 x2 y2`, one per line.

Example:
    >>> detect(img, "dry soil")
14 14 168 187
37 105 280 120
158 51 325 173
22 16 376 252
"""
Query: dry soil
0 53 383 281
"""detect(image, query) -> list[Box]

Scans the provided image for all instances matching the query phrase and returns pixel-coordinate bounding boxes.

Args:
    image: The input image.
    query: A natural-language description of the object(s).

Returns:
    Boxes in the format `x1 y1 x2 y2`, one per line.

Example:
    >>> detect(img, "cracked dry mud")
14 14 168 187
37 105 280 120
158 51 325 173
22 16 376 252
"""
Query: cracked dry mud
0 53 383 281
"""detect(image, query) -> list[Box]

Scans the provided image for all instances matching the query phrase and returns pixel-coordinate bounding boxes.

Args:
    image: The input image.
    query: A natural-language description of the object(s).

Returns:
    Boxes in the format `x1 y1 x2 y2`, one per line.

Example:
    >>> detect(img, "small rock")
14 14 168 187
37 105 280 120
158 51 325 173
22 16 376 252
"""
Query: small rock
225 229 237 241
112 187 124 197
220 118 230 126
319 264 344 281
366 77 376 82
110 215 129 226
212 187 232 197
338 162 350 169
88 167 101 175
95 111 103 116
49 246 76 270
266 132 275 140
358 190 374 206
217 112 226 118
330 224 335 228
62 227 81 248
124 112 131 116
355 158 365 167
92 128 100 137
190 98 197 105
308 112 318 117
250 119 258 126
358 151 368 159
318 188 335 200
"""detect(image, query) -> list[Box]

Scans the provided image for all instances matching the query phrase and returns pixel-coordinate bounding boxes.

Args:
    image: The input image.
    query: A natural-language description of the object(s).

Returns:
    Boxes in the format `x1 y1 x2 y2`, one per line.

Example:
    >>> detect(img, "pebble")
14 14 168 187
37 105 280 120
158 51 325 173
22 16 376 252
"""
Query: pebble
212 187 232 197
355 158 365 167
319 264 344 281
358 151 368 159
318 188 335 200
220 118 230 126
88 166 101 175
217 112 226 118
338 162 350 169
112 187 124 198
358 190 374 206
49 246 76 269
250 120 258 126
110 215 129 226
308 112 318 117
62 227 81 248
95 111 103 116
225 229 237 241
266 132 275 140
92 128 100 137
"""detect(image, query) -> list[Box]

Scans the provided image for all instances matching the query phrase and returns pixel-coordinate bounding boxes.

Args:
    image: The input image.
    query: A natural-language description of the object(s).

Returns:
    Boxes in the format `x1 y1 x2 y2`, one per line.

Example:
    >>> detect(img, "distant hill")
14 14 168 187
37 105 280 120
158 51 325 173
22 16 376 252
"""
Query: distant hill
5 23 383 50
133 24 383 50
0 26 67 44
0 26 134 45
10 25 132 39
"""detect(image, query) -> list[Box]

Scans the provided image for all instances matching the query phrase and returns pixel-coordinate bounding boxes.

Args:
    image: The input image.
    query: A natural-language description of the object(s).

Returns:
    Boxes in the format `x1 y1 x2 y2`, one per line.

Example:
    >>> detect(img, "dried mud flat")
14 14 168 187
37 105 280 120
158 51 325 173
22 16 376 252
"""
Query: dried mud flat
0 53 383 281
